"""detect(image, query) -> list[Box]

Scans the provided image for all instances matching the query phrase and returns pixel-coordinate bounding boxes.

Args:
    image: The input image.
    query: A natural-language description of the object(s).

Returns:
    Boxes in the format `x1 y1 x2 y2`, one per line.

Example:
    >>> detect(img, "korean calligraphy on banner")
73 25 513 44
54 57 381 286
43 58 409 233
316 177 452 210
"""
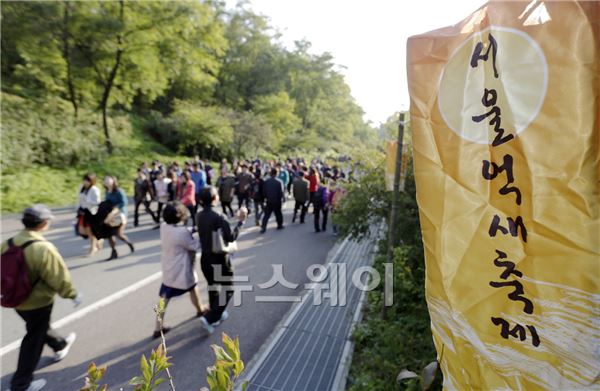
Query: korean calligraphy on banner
407 1 599 389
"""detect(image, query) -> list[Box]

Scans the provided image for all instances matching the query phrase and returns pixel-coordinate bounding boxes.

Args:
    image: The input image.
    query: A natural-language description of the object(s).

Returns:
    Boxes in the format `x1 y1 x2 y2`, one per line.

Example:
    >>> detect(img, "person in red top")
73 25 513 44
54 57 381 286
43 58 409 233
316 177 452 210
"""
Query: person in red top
306 166 320 213
177 171 196 226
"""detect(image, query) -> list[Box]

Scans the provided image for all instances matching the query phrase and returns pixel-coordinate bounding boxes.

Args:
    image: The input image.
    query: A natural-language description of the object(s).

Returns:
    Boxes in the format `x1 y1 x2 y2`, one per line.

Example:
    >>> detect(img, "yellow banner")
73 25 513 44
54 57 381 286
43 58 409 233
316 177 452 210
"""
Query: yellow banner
407 1 599 389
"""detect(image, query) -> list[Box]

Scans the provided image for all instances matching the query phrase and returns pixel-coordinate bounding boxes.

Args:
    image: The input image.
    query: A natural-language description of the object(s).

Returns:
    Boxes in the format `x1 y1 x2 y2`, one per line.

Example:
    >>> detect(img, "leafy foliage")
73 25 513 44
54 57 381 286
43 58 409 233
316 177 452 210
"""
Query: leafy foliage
0 111 185 213
335 151 442 390
79 301 247 391
1 1 378 161
203 333 248 391
129 344 172 391
1 93 131 168
333 153 390 240
79 363 108 391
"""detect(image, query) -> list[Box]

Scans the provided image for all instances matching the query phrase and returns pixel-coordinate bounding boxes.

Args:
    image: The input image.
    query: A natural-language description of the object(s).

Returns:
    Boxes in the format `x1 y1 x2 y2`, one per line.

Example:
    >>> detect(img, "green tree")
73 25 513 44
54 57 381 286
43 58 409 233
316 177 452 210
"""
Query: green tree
251 91 300 150
379 111 412 144
215 5 286 110
170 100 234 156
229 110 273 158
1 2 84 114
284 41 370 152
148 1 228 113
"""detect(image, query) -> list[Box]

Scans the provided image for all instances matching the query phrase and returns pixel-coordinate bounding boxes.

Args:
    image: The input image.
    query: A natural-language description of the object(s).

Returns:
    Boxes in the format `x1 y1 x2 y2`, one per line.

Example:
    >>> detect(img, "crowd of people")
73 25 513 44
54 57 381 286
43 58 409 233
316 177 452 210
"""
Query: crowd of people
3 155 354 391
75 156 350 261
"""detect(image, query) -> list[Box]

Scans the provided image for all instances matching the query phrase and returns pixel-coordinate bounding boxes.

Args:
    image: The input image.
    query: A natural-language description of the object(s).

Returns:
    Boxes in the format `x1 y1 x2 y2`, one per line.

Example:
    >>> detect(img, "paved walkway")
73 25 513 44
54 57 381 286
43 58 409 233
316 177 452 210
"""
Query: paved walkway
238 230 379 391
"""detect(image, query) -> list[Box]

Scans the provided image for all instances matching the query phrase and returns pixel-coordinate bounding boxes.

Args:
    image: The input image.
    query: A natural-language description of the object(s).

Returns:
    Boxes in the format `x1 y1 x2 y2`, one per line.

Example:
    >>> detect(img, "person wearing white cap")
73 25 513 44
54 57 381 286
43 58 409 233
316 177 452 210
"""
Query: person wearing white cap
1 204 82 391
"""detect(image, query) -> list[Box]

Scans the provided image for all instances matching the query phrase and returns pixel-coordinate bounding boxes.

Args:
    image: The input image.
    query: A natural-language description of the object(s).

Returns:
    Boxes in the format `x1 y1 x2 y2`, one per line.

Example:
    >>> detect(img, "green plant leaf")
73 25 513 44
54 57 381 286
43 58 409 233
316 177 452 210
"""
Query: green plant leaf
421 361 438 390
211 345 233 362
222 333 239 361
140 354 150 379
397 369 419 382
129 376 144 386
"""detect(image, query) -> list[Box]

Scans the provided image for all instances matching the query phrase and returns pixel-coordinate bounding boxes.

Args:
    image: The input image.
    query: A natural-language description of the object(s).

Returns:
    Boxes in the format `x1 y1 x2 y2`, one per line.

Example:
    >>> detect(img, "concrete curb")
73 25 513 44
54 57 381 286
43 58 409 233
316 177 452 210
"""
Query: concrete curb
235 236 350 390
330 226 382 390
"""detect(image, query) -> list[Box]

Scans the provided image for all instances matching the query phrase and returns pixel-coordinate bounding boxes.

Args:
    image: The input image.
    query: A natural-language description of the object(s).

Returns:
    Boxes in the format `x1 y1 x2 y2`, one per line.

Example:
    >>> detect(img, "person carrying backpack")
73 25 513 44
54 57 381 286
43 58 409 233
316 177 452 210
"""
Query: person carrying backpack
1 204 82 391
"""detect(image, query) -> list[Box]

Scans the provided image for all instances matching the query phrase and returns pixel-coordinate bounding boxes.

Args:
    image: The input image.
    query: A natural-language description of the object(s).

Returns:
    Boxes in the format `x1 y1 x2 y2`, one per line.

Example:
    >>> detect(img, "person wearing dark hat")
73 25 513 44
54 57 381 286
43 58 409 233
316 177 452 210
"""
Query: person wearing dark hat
1 204 82 391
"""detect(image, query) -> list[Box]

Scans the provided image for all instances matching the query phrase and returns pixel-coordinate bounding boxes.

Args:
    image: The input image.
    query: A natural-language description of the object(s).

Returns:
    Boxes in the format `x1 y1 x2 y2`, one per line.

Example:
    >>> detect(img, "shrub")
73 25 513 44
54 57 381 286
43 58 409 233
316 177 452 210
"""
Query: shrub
335 152 441 390
1 92 132 170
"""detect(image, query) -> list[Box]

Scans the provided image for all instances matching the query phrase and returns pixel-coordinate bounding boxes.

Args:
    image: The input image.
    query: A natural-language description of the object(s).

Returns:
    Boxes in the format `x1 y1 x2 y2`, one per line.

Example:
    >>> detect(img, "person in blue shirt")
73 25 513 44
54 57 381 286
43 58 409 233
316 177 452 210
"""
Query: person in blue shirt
276 162 289 197
190 162 206 215
313 178 329 233
103 176 134 261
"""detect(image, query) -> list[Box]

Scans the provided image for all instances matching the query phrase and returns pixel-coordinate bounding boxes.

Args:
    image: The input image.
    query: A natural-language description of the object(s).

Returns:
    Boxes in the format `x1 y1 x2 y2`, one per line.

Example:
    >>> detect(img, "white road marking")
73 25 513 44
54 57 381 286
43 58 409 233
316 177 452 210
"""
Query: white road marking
0 271 162 357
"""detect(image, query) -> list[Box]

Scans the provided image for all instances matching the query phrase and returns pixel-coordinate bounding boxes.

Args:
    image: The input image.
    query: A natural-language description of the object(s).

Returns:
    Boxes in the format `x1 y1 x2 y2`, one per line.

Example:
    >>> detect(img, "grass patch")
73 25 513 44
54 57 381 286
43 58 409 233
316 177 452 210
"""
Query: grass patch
1 118 186 213
347 248 440 391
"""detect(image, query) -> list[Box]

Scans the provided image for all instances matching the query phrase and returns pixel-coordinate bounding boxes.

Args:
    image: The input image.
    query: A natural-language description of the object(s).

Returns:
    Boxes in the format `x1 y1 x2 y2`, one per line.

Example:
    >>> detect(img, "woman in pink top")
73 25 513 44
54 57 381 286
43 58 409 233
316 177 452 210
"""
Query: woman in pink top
178 171 196 225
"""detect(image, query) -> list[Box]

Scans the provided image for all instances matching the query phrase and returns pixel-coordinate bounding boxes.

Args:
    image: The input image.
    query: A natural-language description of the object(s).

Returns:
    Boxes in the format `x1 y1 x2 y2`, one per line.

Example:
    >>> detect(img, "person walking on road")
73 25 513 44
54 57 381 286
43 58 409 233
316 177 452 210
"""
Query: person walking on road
307 167 320 213
76 173 102 256
166 170 178 202
291 171 310 224
261 168 285 233
313 178 329 233
190 162 207 216
2 205 82 391
276 162 289 198
196 187 247 334
236 163 254 213
154 201 205 339
153 170 171 228
286 163 296 196
177 171 196 226
133 169 157 227
252 169 265 227
102 176 135 261
217 168 236 218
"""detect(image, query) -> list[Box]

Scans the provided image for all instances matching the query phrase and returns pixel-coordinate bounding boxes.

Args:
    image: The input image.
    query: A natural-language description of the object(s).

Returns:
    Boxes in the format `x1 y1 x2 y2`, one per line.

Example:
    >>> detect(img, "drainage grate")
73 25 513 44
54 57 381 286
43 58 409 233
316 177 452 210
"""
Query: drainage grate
244 234 377 391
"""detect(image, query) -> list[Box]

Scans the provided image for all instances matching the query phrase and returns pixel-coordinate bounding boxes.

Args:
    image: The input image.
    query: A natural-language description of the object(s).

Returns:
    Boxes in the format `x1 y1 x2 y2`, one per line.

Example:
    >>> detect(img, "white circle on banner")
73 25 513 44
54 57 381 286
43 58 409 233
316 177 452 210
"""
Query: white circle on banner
438 26 548 144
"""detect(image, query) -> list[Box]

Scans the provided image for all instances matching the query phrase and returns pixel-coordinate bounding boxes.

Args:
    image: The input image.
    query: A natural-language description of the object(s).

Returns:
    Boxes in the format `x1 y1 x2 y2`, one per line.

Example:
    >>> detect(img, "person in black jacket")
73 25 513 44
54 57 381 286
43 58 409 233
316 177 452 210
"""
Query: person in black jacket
133 169 157 227
196 186 247 334
260 168 285 234
251 169 265 226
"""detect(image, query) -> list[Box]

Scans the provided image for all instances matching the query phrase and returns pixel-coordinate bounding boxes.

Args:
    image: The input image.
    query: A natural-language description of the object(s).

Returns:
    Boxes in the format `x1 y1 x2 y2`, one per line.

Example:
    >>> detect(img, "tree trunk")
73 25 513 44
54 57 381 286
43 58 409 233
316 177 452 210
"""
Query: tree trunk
100 0 124 154
101 104 112 154
62 2 78 118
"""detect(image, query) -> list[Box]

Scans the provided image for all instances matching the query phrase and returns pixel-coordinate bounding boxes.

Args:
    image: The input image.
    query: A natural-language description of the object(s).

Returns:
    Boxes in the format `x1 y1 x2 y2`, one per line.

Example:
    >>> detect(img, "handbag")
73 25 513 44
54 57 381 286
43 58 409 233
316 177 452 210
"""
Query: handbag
104 208 123 227
211 228 238 254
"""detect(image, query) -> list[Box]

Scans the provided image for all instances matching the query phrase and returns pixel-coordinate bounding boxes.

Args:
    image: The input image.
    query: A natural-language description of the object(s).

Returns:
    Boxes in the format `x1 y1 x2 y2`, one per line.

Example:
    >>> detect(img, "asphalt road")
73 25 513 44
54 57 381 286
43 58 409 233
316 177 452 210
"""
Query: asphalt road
1 201 337 390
